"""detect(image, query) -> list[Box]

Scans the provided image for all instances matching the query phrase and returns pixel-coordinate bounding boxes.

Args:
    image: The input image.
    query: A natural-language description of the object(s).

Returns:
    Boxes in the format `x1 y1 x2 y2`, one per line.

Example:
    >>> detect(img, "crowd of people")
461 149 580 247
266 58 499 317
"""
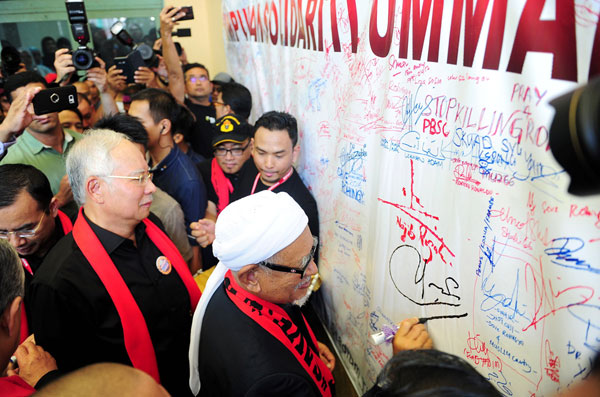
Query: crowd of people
0 5 597 397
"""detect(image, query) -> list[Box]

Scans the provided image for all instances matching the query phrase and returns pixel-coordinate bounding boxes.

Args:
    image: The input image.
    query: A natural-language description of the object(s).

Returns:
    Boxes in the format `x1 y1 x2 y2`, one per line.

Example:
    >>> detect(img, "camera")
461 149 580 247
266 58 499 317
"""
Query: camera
1 46 23 77
549 76 600 196
110 21 158 68
172 28 191 38
65 0 97 70
71 47 99 70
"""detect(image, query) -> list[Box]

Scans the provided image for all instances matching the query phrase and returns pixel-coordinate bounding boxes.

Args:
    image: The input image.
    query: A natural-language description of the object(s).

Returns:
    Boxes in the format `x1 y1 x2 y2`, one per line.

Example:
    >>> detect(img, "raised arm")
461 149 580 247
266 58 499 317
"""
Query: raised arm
160 6 187 103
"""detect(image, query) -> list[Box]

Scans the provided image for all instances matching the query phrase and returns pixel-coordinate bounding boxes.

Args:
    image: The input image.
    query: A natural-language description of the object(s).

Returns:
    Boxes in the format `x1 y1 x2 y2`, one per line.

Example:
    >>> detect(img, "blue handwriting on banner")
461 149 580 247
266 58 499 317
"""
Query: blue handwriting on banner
479 237 528 321
544 237 598 274
400 85 434 128
337 143 367 204
308 78 327 111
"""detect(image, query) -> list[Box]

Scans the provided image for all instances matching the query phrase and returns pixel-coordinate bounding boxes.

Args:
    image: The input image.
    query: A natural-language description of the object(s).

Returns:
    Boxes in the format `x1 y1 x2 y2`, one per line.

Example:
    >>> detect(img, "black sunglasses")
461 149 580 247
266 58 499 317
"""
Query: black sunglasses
258 236 318 278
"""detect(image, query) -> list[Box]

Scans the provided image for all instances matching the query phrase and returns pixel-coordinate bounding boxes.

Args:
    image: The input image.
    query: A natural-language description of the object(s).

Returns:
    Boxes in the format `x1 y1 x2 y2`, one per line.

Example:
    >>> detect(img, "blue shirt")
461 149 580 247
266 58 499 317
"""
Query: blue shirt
151 145 207 245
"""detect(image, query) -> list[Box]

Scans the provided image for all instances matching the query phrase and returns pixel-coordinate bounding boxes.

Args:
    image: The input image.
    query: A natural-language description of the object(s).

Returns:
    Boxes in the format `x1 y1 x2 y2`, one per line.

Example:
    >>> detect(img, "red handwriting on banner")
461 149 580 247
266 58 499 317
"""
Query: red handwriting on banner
544 340 560 383
520 249 595 332
379 159 455 266
464 332 503 371
490 205 551 249
569 204 600 229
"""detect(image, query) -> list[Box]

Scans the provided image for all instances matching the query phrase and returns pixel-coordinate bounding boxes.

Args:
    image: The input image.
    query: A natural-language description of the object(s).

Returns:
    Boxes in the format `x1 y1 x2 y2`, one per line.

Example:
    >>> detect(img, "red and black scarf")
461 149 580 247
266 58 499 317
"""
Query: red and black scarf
211 157 234 214
72 209 201 383
224 271 334 396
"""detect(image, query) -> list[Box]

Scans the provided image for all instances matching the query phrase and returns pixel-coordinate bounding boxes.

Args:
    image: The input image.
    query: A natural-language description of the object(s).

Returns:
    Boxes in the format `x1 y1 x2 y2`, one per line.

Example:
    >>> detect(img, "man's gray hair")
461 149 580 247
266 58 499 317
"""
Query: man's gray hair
0 239 24 315
66 129 130 206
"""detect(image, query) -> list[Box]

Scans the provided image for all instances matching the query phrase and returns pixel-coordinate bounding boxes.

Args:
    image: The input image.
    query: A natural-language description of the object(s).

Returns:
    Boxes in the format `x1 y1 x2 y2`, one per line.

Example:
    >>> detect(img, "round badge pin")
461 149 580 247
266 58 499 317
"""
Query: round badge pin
156 256 172 275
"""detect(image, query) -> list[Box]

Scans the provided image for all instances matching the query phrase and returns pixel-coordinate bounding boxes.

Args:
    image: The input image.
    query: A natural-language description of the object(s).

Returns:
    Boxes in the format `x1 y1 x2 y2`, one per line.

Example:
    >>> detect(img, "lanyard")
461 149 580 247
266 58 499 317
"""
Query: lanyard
250 167 294 195
20 258 33 275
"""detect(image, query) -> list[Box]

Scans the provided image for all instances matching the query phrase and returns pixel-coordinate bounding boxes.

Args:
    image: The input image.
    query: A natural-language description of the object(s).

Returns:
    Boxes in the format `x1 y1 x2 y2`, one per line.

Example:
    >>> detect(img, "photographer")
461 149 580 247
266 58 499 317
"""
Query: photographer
53 48 118 128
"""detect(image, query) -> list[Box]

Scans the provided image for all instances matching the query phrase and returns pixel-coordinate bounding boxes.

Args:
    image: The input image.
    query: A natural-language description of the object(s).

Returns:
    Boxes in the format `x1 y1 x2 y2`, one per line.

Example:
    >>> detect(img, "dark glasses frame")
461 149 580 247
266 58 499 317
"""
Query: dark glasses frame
258 236 318 278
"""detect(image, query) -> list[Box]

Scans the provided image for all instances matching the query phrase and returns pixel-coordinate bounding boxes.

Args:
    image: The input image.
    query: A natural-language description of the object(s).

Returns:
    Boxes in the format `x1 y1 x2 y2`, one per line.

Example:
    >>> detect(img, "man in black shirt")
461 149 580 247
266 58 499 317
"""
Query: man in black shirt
195 114 253 269
192 112 320 254
182 63 217 158
159 10 216 159
196 114 253 218
232 111 320 242
189 191 335 396
0 164 73 294
27 129 201 396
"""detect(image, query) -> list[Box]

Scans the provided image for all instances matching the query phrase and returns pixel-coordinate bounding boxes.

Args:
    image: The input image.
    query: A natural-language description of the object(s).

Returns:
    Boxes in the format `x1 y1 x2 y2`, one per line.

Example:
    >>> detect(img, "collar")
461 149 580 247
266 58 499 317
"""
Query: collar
82 210 147 254
23 129 73 155
151 145 180 173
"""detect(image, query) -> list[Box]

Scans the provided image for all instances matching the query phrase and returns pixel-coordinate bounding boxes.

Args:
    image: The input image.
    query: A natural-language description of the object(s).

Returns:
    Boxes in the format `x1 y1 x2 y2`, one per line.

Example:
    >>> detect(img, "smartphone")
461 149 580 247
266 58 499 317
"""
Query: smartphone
114 50 145 84
32 86 78 115
170 6 194 21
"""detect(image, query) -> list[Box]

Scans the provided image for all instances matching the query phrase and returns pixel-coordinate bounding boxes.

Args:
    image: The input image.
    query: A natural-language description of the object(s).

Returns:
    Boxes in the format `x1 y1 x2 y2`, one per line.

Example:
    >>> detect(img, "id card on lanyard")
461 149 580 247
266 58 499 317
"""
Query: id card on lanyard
250 168 293 195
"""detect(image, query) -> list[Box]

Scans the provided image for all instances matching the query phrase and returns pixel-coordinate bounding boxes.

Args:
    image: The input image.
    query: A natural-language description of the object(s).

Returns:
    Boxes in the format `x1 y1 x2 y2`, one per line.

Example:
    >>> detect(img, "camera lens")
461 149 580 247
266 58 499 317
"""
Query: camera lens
72 47 94 70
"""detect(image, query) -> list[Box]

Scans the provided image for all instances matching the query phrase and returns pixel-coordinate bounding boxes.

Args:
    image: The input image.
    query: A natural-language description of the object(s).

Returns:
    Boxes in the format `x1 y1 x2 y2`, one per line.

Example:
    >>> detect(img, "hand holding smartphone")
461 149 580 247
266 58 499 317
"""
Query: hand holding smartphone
32 86 79 115
169 6 194 21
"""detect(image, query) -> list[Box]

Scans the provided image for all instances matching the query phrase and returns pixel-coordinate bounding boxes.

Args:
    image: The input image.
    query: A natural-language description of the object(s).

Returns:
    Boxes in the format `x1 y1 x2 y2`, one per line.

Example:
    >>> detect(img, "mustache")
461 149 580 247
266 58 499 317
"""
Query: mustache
294 275 312 291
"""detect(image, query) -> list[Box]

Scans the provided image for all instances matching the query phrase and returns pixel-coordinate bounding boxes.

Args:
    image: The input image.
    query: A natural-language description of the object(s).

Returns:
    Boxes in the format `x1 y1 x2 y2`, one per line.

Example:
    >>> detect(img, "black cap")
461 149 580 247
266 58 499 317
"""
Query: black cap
211 114 253 147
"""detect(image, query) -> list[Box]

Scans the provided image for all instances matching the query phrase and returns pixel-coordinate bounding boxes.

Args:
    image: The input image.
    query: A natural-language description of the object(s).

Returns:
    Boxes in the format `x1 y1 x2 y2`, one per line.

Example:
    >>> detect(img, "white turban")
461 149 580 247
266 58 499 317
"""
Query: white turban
189 191 308 394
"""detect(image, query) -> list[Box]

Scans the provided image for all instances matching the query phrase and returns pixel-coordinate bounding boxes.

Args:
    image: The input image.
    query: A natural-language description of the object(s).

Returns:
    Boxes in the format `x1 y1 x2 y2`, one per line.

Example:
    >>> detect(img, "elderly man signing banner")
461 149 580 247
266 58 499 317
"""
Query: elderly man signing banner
189 191 335 396
28 130 201 397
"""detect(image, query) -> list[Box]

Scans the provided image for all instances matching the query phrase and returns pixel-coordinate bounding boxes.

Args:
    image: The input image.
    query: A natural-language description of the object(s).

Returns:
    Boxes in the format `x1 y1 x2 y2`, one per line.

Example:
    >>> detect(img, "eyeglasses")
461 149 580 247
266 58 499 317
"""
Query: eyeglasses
0 212 46 239
258 236 318 278
104 171 153 185
187 76 208 83
214 143 250 157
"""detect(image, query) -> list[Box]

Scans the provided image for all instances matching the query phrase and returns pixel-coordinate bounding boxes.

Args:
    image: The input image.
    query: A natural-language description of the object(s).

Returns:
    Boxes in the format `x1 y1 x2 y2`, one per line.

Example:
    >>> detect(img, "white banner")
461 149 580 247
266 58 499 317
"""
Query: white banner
221 1 600 395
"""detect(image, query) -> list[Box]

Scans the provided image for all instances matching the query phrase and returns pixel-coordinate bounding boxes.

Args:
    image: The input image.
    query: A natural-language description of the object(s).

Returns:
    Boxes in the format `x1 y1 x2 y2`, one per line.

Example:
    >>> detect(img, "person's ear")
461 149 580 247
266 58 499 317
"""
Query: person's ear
160 119 172 135
236 264 261 294
292 144 300 163
173 133 184 144
86 176 105 204
0 296 22 338
49 196 59 218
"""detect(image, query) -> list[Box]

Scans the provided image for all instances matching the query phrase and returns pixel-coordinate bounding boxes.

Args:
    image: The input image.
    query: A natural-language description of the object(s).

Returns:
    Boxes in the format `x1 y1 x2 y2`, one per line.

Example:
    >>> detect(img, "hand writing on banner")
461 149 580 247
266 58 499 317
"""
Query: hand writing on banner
392 317 433 355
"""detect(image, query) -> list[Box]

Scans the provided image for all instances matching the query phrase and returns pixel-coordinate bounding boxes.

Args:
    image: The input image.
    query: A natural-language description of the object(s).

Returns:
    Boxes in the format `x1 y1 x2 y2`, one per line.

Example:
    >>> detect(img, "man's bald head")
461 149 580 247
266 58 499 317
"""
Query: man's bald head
33 363 170 396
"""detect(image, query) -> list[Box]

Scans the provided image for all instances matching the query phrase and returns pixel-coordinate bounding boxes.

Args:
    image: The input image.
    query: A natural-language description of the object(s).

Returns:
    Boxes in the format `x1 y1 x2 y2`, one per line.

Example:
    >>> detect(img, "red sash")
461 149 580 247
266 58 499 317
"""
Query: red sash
211 157 234 214
72 209 201 383
223 271 334 396
57 209 73 233
0 375 36 396
19 210 74 343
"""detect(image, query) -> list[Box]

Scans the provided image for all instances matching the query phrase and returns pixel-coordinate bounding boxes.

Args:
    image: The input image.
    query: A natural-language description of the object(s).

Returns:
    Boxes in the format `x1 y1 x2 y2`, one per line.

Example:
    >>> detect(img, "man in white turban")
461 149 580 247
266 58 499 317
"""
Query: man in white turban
189 191 335 396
